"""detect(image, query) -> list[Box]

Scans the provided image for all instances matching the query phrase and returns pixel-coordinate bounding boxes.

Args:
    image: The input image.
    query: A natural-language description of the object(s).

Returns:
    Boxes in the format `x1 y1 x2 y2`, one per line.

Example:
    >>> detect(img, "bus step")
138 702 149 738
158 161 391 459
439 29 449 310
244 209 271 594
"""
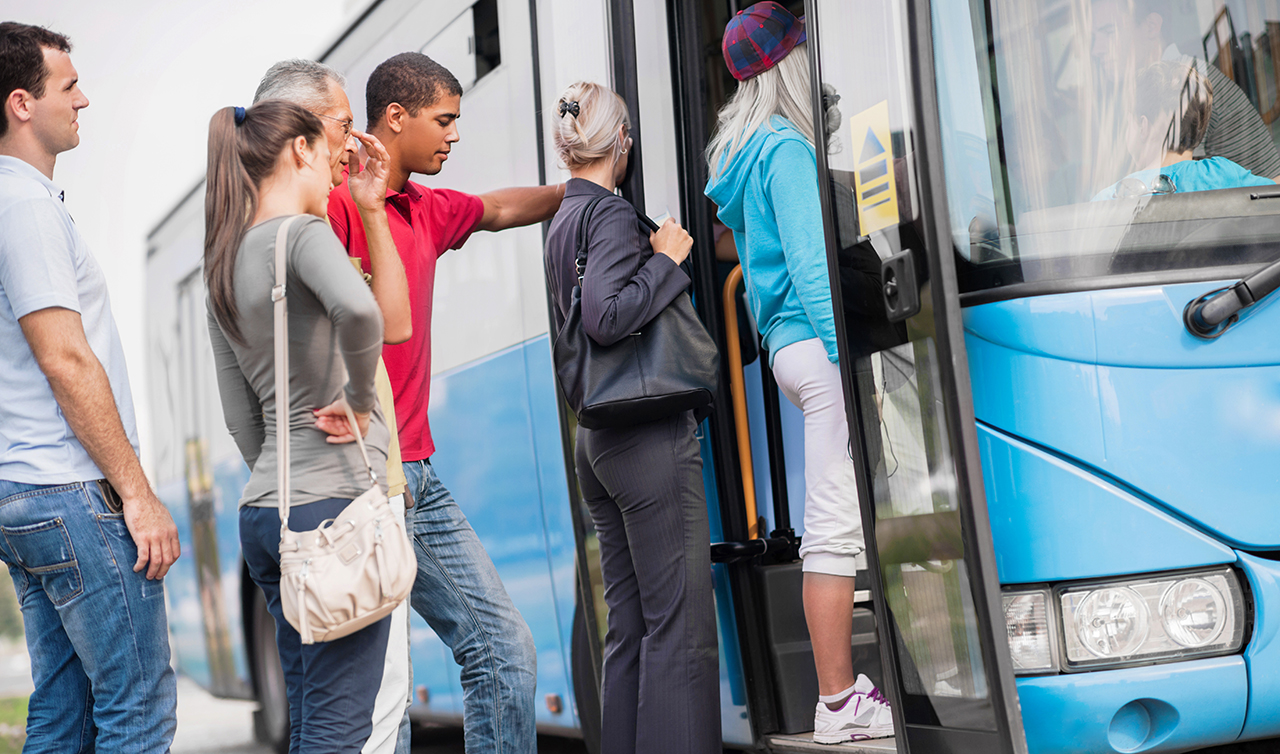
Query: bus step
764 733 897 754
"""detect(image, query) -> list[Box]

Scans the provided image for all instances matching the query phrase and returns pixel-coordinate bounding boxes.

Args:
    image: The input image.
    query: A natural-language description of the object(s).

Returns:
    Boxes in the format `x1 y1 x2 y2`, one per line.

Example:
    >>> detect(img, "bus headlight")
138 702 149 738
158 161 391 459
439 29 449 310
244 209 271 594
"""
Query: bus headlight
1072 586 1150 658
1003 589 1057 674
1059 568 1245 671
1160 578 1228 648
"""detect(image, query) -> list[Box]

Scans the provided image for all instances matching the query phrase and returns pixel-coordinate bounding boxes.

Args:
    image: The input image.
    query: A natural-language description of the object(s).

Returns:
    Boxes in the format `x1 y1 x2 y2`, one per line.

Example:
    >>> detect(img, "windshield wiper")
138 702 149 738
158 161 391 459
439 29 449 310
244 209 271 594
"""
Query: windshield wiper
1183 257 1280 339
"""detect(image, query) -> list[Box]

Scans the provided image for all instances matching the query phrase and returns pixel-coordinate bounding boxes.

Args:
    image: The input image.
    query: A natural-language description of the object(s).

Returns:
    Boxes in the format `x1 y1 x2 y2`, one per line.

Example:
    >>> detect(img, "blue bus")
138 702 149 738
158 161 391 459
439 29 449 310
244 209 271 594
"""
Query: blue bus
146 1 1280 753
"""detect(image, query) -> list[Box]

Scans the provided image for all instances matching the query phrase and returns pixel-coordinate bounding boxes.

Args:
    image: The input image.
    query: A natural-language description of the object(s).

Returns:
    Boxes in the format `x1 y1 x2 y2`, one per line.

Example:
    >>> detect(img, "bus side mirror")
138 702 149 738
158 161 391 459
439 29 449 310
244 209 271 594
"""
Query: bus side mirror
882 249 920 323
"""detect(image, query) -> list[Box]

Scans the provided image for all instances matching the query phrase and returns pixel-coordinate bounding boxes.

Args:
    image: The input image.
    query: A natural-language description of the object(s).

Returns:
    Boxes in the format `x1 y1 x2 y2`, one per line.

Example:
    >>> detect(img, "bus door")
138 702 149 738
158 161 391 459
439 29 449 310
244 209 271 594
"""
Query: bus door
664 0 881 746
806 1 1027 752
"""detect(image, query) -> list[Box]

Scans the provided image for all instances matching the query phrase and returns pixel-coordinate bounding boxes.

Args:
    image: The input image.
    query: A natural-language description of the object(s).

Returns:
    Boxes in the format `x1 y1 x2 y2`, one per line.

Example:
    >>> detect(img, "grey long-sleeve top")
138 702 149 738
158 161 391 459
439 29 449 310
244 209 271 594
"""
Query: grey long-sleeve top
207 215 389 508
544 178 690 346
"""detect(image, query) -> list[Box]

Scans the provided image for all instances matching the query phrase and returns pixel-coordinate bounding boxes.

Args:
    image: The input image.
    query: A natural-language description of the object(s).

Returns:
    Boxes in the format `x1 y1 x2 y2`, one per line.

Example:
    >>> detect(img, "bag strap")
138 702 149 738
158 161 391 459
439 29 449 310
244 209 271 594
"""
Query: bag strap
273 216 300 535
574 194 673 285
272 216 379 537
574 194 610 285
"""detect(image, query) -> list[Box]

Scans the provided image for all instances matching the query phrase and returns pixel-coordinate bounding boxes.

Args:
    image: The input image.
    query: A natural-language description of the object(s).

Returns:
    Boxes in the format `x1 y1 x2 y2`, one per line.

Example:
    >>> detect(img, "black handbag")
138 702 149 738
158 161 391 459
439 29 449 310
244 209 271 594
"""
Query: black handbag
553 195 720 430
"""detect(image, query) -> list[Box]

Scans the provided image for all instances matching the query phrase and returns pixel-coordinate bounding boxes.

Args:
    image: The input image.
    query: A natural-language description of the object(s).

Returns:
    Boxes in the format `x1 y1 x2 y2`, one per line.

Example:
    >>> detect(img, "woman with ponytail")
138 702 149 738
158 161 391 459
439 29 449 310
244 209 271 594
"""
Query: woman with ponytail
543 81 721 754
705 3 893 743
203 99 393 753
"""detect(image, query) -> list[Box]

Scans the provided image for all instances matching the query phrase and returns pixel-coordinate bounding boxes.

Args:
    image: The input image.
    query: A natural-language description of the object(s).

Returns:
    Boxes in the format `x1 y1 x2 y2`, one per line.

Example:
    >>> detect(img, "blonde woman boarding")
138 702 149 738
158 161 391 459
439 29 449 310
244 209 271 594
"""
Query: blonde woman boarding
704 2 894 743
543 82 721 754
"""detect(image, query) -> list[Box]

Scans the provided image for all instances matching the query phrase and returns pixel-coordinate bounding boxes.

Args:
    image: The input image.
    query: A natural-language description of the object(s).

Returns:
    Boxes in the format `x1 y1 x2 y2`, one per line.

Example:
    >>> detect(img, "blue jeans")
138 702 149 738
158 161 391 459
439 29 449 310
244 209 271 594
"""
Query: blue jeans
0 480 176 754
400 460 537 754
240 498 392 754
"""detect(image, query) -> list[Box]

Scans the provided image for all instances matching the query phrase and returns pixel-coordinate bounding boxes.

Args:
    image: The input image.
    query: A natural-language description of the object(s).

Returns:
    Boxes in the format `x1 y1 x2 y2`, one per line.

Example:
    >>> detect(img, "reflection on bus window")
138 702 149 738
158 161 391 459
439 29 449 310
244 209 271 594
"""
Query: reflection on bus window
934 0 1280 292
1092 61 1275 200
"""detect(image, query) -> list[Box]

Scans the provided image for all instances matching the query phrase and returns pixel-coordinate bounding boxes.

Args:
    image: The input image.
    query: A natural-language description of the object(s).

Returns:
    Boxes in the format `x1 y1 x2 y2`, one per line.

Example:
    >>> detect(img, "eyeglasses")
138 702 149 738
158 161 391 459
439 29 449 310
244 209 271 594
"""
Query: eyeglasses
1114 173 1176 199
312 111 354 137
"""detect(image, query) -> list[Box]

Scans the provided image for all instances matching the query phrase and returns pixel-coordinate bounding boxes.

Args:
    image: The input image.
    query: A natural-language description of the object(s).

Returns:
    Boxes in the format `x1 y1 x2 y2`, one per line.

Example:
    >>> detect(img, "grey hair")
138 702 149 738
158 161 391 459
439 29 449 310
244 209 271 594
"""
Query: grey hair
253 59 345 109
706 43 815 180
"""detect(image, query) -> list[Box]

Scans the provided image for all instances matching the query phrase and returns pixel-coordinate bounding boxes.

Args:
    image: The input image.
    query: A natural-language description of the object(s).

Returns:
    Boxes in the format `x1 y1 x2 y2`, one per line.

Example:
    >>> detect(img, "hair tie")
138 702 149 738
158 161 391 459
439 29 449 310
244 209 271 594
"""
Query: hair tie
233 106 246 125
558 100 580 118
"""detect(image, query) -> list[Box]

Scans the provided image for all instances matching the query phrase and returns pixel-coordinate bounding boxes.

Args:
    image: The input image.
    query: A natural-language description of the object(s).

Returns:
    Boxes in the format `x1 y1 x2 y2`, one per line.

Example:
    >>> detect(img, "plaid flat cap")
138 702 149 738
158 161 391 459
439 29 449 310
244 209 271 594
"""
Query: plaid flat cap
722 2 807 82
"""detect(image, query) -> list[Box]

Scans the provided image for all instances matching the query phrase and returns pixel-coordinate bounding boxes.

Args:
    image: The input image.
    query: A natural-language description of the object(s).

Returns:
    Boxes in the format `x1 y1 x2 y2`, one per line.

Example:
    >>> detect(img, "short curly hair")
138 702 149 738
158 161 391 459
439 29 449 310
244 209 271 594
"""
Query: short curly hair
365 52 462 130
0 22 72 138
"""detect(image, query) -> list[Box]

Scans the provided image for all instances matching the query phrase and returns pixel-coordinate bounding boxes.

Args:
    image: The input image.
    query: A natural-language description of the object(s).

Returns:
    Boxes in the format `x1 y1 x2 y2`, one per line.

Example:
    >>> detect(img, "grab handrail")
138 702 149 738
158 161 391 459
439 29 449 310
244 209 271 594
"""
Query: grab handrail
722 265 759 539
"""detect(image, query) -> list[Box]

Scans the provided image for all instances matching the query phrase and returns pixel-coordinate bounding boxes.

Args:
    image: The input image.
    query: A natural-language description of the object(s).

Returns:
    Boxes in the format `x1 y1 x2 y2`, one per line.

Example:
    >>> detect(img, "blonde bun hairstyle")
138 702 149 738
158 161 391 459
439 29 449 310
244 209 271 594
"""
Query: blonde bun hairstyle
553 81 631 171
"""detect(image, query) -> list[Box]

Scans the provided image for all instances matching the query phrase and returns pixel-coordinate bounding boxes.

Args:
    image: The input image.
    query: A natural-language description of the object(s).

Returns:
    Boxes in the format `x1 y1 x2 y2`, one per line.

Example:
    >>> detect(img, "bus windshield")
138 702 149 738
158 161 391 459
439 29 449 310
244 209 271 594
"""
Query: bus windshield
936 0 1280 297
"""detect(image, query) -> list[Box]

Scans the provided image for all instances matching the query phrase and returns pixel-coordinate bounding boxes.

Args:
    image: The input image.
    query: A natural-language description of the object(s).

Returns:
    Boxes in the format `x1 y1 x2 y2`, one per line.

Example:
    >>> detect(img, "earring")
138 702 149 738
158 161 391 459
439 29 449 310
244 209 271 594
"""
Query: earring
620 148 628 155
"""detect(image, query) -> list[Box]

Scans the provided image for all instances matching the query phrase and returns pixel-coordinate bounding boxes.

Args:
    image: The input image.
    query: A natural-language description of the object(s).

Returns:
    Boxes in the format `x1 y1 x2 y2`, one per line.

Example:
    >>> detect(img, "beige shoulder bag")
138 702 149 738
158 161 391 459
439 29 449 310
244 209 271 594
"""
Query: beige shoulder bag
271 215 416 645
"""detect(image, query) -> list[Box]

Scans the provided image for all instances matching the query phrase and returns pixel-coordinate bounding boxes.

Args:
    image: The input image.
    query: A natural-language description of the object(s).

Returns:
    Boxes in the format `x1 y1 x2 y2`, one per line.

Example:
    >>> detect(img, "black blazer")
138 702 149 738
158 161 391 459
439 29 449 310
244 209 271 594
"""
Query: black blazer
544 178 690 346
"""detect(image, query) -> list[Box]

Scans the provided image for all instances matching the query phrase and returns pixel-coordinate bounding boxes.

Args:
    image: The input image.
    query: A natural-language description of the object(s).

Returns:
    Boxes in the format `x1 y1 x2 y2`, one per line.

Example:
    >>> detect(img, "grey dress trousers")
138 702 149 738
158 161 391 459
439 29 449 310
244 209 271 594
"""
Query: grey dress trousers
545 178 721 754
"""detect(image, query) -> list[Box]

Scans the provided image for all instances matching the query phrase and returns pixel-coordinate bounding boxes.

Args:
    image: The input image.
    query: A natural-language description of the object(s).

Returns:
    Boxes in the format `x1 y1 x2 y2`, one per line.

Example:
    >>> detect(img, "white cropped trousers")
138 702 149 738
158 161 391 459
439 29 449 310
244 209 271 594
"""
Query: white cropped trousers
771 338 866 577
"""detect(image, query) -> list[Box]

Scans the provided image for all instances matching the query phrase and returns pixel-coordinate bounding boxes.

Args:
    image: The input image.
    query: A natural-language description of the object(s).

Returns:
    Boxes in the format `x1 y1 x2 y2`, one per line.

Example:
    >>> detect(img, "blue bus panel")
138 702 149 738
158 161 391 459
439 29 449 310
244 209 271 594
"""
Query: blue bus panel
967 282 1280 752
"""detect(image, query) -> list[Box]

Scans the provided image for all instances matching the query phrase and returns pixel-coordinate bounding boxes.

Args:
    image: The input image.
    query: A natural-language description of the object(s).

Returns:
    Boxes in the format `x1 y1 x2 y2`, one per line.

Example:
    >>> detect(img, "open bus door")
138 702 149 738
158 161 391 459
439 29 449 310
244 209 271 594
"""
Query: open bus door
805 1 1028 752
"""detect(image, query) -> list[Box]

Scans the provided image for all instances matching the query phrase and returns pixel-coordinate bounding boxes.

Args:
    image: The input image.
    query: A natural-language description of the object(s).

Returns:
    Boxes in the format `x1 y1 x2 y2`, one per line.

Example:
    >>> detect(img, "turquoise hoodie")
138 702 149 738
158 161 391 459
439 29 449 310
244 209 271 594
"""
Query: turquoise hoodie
705 116 838 367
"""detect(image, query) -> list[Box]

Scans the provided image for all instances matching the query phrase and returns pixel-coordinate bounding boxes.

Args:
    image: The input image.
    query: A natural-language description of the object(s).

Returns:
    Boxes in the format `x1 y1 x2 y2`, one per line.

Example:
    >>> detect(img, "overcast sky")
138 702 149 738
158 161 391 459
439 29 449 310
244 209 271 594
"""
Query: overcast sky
1 0 367 471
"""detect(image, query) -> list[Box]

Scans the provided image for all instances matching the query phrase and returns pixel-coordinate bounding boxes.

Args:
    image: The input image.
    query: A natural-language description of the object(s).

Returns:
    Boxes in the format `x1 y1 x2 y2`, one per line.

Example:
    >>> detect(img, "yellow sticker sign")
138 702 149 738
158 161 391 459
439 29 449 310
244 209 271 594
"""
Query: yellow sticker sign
848 100 899 235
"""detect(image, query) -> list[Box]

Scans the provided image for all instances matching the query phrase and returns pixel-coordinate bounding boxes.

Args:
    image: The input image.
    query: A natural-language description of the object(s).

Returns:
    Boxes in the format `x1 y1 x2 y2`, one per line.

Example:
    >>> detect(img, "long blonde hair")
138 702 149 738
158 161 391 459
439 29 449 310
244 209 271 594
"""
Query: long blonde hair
706 42 814 179
552 81 631 170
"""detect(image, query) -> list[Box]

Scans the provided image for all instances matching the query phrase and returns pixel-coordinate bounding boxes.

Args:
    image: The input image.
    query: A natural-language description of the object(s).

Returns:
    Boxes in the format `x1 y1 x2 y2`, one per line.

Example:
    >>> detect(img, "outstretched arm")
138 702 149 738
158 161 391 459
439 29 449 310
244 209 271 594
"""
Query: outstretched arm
476 183 566 232
21 307 180 579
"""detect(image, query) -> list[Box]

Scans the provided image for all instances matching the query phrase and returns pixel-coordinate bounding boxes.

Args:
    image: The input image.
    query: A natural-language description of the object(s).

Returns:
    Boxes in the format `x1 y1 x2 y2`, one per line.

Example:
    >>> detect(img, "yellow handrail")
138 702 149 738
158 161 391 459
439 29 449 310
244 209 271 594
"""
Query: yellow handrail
722 265 759 539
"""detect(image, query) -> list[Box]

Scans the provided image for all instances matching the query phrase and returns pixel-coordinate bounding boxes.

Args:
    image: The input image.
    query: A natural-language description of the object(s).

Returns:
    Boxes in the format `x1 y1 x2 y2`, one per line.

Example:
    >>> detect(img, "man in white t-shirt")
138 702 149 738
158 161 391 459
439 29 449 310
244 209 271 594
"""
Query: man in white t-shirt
0 22 180 753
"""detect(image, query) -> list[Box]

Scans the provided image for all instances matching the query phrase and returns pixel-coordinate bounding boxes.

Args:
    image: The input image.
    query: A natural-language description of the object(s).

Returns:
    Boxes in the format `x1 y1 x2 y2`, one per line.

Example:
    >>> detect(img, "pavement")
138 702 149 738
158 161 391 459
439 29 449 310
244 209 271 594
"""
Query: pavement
0 633 268 754
0 636 589 754
172 676 266 754
0 641 31 699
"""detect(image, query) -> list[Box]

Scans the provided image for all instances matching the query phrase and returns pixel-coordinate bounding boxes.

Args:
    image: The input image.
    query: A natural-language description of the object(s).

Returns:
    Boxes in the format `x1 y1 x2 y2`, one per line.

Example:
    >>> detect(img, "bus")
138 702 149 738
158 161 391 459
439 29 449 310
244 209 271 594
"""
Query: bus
145 0 1280 753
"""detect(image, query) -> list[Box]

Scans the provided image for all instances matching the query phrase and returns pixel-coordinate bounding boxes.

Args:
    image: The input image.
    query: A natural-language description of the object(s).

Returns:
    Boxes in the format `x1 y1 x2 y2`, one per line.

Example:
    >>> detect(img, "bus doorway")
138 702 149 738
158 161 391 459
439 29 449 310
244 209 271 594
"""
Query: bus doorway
804 1 1027 752
662 0 895 751
570 0 1026 751
660 0 1030 752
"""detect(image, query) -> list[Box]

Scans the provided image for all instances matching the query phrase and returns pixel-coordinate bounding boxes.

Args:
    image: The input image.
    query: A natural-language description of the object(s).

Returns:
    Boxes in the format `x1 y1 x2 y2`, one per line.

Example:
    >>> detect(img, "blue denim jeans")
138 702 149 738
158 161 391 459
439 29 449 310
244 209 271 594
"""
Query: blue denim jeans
399 460 537 754
0 480 176 754
240 498 392 754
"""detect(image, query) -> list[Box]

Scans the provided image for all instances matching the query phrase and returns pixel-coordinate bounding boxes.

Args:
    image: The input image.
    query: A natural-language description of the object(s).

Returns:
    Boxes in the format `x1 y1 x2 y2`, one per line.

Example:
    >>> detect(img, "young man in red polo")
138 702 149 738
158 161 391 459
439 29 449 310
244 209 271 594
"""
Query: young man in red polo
327 52 563 754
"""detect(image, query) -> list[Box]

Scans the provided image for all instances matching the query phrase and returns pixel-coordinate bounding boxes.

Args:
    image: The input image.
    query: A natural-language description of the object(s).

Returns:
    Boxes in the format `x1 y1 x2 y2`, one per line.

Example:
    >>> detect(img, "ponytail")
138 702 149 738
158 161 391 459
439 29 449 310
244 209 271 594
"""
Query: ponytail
204 106 253 344
203 100 323 344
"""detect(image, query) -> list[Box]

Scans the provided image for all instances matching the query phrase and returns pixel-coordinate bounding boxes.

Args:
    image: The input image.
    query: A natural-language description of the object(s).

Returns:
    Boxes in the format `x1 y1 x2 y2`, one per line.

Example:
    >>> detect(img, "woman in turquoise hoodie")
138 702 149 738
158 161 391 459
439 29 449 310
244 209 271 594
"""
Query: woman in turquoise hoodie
705 3 893 743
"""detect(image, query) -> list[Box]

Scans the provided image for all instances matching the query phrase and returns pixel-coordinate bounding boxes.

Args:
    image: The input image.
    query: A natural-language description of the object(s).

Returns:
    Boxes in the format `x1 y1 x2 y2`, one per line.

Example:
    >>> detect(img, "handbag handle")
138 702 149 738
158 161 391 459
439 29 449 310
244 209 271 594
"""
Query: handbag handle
273 216 379 536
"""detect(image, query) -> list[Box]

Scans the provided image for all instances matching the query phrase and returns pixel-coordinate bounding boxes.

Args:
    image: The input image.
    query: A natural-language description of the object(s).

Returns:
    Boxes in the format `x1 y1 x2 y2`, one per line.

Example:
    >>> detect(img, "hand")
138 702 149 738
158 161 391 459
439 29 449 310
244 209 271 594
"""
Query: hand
122 491 181 580
313 397 370 444
650 218 693 266
348 130 391 214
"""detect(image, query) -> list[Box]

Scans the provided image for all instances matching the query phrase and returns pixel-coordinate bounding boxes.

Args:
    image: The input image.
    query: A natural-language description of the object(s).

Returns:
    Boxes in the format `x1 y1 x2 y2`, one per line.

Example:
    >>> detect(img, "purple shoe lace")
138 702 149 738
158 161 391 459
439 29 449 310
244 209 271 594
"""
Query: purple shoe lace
868 687 891 707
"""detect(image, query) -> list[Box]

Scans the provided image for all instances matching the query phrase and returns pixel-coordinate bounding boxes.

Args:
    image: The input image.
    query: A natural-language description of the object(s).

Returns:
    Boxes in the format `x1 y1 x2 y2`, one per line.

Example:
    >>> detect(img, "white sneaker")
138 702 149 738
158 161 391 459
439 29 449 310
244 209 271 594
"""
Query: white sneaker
812 674 895 744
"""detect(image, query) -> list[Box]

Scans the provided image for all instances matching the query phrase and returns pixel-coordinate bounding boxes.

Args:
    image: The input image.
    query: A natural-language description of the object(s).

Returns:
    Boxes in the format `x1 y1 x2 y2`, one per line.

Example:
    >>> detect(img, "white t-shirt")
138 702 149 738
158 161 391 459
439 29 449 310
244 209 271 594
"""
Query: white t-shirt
0 155 139 484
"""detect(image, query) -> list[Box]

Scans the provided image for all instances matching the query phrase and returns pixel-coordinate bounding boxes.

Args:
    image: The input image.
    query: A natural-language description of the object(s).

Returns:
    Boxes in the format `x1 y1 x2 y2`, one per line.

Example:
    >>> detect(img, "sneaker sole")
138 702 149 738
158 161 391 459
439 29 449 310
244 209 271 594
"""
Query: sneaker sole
812 725 895 744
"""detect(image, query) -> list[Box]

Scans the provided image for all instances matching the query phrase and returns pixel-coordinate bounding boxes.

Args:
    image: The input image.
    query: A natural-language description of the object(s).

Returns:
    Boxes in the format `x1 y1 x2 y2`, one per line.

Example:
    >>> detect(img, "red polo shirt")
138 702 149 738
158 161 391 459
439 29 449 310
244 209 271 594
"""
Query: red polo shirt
328 179 485 461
